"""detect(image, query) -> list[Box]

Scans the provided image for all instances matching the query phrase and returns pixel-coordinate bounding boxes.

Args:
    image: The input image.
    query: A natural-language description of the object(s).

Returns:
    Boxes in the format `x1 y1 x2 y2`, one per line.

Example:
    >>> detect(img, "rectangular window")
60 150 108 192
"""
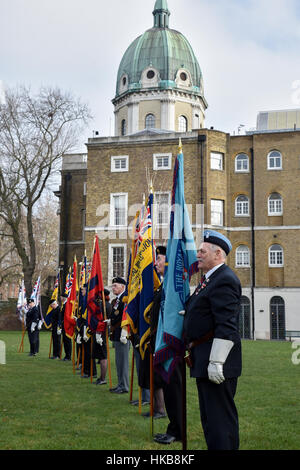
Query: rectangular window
211 199 224 226
269 199 282 215
111 155 129 172
269 251 283 266
108 244 127 282
154 192 171 226
236 251 250 267
153 153 172 170
210 152 224 171
110 193 127 226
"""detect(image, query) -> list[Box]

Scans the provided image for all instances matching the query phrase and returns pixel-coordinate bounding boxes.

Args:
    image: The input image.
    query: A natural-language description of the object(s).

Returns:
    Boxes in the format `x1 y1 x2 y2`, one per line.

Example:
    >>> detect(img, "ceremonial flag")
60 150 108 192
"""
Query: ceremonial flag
79 253 89 326
154 141 198 382
30 275 44 323
87 235 104 332
30 276 41 305
16 280 27 322
126 193 160 359
44 273 59 329
64 260 78 339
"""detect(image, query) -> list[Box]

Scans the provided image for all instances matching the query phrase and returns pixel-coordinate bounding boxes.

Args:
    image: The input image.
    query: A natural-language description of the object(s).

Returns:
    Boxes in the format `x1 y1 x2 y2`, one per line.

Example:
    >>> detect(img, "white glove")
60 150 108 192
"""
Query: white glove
83 326 89 342
31 322 37 333
120 328 128 345
57 327 62 335
103 319 111 326
96 333 103 345
76 335 82 344
208 338 234 384
38 320 43 330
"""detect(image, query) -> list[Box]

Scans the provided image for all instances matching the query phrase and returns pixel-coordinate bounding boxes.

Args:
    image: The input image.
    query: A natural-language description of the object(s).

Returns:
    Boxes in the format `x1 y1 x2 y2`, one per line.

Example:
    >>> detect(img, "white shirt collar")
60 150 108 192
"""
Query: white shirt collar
205 263 224 280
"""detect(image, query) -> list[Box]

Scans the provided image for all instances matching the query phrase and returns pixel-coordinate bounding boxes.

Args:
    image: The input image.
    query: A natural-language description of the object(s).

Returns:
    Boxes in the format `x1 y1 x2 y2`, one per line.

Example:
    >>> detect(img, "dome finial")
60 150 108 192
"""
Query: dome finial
153 0 170 28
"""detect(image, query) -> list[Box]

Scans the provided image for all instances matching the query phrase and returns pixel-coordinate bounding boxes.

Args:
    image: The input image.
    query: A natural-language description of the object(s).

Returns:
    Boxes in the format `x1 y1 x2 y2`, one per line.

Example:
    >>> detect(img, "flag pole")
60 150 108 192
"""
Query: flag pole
72 337 76 374
129 347 135 402
149 350 154 437
90 335 94 384
182 357 187 451
81 342 85 377
48 335 53 358
18 319 26 353
101 275 112 389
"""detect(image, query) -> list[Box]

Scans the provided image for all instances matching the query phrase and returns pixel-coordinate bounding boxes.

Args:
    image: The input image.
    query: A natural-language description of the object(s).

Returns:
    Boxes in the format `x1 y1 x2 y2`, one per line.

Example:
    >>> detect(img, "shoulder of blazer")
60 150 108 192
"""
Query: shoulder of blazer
208 264 241 289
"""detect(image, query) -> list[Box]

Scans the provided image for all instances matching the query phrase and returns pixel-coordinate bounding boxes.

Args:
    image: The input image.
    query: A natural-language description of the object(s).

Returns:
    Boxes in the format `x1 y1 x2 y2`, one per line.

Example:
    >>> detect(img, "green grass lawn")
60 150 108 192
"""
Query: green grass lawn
0 331 299 450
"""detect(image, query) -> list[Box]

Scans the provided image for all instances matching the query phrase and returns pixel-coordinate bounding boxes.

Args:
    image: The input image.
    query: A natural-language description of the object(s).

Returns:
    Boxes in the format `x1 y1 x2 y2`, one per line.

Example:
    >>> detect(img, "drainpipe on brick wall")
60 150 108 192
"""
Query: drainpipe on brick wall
250 147 256 339
62 172 72 288
198 134 206 206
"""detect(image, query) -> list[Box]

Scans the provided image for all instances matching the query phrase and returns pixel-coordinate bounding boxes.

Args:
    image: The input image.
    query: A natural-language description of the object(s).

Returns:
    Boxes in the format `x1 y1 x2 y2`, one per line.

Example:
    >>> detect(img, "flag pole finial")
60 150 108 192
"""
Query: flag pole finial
178 138 182 153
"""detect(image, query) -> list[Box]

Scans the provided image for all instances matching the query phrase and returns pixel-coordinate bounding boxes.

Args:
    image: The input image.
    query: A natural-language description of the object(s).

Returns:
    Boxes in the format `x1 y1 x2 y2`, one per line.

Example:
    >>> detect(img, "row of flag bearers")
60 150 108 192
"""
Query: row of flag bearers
16 140 242 450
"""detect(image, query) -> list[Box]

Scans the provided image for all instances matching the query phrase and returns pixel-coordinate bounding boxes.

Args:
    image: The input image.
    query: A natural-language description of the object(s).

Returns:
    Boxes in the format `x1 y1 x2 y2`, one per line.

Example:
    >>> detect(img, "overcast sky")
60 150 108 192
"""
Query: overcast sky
1 0 300 152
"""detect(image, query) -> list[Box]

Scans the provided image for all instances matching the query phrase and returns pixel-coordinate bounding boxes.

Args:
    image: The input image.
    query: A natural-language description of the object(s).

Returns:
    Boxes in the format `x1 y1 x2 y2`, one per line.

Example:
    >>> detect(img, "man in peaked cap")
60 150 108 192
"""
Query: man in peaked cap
183 230 242 450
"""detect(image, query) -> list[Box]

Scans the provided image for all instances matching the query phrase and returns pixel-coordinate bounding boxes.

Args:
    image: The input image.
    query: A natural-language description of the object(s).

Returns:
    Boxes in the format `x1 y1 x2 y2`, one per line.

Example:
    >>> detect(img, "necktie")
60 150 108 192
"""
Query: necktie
194 275 206 295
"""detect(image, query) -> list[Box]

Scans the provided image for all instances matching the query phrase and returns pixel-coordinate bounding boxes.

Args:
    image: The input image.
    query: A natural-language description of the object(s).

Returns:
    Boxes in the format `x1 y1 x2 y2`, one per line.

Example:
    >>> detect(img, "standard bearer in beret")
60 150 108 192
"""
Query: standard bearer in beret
183 229 242 450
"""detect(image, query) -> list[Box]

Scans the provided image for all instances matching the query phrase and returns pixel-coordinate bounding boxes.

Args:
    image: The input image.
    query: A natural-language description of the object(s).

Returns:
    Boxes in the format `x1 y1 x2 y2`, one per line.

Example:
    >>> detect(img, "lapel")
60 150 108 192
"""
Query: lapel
193 264 227 296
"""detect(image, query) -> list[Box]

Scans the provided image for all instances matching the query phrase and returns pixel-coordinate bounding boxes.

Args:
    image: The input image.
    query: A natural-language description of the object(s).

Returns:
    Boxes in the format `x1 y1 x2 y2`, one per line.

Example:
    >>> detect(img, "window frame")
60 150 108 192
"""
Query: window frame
268 193 283 216
111 155 129 173
108 244 127 283
267 150 282 170
145 113 156 129
110 193 128 227
235 153 249 172
154 191 171 227
235 195 249 217
235 245 250 267
210 199 224 226
210 151 224 171
268 244 284 267
153 153 172 171
178 115 188 132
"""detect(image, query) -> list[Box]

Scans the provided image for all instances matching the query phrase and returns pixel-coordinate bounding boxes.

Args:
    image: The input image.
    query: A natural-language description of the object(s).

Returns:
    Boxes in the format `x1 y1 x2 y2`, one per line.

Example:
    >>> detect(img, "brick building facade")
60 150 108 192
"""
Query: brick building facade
56 1 300 340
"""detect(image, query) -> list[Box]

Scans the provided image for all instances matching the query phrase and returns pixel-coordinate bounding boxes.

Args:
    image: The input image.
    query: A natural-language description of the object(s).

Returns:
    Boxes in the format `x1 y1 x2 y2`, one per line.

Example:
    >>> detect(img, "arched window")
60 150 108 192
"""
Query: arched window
236 245 250 267
269 244 284 267
145 114 155 129
268 150 282 170
270 296 285 340
235 195 249 216
121 119 126 136
239 296 251 339
235 153 249 172
178 115 187 132
268 193 283 215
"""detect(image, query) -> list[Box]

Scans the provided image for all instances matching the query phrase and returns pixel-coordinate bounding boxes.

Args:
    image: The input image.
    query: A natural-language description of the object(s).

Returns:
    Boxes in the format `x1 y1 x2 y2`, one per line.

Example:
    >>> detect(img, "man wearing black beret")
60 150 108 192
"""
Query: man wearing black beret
105 276 129 394
184 230 242 450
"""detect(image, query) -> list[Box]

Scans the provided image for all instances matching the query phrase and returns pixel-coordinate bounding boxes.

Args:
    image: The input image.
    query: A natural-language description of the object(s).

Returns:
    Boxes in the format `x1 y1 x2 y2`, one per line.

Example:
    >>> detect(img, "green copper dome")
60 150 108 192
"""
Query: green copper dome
114 1 203 100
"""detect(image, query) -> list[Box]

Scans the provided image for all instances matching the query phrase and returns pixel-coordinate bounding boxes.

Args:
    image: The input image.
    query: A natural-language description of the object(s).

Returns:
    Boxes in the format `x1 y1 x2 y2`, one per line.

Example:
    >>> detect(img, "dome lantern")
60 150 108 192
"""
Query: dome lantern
153 0 170 28
112 1 208 136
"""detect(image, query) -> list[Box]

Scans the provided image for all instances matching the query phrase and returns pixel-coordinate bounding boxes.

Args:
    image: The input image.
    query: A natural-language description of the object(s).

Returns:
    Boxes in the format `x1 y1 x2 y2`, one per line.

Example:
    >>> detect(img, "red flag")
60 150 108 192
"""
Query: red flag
87 235 105 332
64 259 77 339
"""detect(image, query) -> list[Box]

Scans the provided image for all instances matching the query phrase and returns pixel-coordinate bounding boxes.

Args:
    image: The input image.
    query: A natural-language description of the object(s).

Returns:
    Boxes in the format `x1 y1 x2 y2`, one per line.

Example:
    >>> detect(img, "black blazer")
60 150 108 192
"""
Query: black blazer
26 306 40 330
109 292 125 342
183 264 242 379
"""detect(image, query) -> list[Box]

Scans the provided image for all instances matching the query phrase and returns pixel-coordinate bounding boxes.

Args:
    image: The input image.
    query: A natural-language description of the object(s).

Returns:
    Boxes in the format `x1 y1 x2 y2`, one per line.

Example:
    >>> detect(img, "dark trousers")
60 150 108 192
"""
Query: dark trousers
162 361 183 439
196 377 239 450
27 329 38 354
62 330 72 359
52 329 61 358
83 339 96 376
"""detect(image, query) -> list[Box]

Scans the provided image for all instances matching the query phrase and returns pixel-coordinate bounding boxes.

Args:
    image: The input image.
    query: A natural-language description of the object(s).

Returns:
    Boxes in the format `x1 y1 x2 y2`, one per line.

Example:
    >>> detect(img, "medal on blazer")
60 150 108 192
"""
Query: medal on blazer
194 278 210 295
114 309 119 316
